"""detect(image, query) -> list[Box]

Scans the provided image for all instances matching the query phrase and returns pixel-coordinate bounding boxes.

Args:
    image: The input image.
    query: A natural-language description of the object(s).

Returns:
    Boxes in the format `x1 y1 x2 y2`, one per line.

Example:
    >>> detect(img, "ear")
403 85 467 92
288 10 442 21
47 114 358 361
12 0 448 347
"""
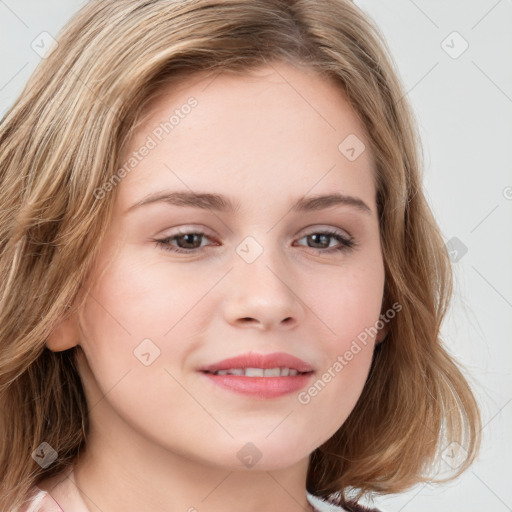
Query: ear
375 321 390 345
46 309 80 352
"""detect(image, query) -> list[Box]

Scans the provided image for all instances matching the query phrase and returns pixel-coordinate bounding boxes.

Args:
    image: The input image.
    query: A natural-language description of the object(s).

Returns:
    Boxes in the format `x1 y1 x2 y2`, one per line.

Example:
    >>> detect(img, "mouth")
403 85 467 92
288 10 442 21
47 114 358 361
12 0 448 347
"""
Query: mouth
202 367 313 377
198 351 315 398
198 351 315 375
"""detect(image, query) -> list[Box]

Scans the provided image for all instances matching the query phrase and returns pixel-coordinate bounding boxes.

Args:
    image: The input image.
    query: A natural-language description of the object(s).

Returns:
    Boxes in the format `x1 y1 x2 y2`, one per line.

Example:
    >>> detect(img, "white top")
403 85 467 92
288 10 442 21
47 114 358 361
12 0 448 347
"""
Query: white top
17 488 62 512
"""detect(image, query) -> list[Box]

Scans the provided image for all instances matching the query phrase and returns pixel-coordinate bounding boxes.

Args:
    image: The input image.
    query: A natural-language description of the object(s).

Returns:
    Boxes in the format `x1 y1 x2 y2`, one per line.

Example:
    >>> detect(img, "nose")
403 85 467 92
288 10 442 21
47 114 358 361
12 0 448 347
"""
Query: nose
222 244 304 331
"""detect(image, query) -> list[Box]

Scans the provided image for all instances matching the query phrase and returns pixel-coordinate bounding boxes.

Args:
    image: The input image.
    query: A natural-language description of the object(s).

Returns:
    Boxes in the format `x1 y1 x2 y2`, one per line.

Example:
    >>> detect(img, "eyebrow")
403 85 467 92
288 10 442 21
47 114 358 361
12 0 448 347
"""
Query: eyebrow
125 190 373 216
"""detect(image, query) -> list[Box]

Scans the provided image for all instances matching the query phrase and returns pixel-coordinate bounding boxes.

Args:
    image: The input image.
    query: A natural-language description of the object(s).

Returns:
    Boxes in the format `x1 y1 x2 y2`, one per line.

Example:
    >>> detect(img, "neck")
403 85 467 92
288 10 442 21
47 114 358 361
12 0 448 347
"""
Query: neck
68 425 314 512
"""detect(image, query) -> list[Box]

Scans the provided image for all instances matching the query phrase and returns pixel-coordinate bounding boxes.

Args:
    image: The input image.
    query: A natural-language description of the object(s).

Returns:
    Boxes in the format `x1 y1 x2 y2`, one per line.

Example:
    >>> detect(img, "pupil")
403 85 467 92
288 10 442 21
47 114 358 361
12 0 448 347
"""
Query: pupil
180 234 199 248
311 234 328 248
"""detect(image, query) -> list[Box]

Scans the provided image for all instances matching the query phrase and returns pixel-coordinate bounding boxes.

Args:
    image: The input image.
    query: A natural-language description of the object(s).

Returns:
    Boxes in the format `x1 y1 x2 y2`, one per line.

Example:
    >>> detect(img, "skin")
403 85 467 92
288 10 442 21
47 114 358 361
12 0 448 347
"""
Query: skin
42 60 388 512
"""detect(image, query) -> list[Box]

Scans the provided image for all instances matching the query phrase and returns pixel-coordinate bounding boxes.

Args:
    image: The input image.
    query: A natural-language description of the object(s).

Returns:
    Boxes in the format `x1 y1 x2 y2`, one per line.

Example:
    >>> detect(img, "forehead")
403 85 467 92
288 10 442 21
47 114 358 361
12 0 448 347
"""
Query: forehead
116 61 376 214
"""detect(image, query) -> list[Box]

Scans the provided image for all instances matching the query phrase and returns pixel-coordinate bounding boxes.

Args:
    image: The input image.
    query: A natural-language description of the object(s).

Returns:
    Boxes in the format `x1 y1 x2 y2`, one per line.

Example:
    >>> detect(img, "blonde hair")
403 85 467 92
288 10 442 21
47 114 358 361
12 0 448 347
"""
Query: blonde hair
0 0 481 510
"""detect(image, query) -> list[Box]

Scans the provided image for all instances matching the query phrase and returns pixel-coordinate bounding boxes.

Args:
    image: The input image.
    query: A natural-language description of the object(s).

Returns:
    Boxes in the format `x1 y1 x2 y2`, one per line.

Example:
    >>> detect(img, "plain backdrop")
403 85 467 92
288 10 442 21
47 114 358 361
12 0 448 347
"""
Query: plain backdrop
1 1 511 511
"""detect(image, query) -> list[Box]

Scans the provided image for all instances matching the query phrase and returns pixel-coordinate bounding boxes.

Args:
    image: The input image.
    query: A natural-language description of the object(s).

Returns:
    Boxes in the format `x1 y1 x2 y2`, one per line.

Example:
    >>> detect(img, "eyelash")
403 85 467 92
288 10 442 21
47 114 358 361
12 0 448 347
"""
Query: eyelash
154 229 357 255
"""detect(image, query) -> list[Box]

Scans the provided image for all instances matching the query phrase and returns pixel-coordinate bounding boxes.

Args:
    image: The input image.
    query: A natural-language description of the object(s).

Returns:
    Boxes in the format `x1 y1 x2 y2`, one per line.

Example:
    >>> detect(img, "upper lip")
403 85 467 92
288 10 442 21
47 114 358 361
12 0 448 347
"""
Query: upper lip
199 351 314 373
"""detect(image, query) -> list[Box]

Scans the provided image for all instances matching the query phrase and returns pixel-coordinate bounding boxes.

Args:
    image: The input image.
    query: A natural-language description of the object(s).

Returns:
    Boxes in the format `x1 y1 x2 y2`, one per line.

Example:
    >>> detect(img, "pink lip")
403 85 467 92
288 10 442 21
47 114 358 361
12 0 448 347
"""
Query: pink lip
198 351 314 373
198 351 315 399
200 372 314 399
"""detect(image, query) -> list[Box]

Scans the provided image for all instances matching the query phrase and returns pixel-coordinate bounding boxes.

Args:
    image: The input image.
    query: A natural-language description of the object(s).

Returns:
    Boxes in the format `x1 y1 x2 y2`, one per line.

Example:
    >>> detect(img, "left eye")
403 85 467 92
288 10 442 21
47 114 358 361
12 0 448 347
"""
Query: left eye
295 230 356 253
154 229 356 255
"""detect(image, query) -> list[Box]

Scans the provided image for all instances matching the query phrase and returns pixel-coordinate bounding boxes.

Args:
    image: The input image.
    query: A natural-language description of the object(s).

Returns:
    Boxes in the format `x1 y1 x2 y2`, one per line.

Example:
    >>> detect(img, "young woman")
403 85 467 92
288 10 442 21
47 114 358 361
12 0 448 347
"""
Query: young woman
0 1 481 511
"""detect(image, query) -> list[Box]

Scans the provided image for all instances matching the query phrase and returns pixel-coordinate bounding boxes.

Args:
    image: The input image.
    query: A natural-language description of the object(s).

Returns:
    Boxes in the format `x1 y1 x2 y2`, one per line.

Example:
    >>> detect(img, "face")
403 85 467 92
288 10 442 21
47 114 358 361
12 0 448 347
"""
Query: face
54 61 386 472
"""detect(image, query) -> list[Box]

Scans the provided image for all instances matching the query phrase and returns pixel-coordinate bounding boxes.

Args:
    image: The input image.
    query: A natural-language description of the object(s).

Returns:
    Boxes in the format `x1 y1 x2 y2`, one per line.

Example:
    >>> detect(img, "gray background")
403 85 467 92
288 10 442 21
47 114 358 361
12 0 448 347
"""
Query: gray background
1 1 511 511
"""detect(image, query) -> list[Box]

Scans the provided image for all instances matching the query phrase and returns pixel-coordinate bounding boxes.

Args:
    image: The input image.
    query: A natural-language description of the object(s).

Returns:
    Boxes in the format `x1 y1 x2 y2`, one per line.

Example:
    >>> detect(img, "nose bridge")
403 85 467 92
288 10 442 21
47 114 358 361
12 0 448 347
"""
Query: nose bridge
234 233 288 287
223 233 302 328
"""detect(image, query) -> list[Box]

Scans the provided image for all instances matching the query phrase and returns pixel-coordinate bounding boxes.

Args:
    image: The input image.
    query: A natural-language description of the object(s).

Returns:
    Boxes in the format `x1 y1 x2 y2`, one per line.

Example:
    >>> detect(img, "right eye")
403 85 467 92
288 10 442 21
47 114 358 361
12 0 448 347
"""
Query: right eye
154 230 217 254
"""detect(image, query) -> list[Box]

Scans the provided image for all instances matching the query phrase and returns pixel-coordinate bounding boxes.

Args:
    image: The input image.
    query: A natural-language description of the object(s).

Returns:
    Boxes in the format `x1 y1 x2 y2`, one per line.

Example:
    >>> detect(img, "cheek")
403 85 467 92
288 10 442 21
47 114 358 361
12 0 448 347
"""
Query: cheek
76 249 210 386
76 263 192 430
297 280 380 443
306 256 385 341
295 260 383 427
82 248 201 338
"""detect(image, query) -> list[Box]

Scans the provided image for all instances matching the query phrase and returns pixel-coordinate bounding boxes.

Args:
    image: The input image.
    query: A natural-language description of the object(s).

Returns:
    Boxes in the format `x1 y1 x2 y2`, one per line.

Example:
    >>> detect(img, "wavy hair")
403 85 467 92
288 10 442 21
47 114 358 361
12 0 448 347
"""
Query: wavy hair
0 0 481 510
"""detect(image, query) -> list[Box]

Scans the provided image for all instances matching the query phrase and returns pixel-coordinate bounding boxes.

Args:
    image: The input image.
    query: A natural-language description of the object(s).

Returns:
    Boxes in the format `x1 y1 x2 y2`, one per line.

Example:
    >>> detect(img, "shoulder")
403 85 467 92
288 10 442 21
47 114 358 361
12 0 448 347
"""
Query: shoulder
16 487 63 512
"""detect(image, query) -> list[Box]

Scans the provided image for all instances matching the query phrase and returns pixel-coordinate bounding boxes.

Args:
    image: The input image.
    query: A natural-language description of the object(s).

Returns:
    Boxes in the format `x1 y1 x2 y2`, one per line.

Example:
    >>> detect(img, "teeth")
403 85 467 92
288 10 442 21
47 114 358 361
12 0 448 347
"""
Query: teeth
212 367 303 377
226 368 244 376
245 367 264 377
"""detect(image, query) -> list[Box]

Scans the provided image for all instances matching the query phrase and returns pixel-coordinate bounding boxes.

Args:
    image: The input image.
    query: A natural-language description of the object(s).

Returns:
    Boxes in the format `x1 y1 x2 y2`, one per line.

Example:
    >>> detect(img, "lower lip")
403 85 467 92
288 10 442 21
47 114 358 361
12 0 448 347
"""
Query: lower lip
200 371 314 399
